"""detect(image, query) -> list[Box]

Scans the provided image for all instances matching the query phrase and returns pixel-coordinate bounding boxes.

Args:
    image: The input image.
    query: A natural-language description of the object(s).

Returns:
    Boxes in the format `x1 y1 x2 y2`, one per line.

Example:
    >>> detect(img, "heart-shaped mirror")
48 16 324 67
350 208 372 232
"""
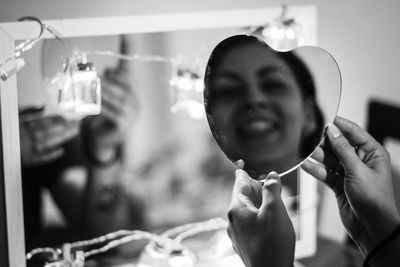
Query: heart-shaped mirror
204 34 341 179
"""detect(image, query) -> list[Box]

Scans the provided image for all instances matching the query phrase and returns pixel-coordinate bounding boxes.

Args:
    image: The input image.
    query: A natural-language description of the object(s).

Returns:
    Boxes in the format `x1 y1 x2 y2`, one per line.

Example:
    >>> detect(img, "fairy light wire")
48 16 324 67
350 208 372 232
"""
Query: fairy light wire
1 7 298 82
25 196 317 264
69 229 135 248
0 17 69 81
25 196 314 257
25 218 228 263
1 14 256 83
161 220 212 239
25 194 319 262
173 218 228 244
86 50 180 65
15 17 45 57
26 247 60 260
83 231 165 258
0 16 231 81
0 17 44 81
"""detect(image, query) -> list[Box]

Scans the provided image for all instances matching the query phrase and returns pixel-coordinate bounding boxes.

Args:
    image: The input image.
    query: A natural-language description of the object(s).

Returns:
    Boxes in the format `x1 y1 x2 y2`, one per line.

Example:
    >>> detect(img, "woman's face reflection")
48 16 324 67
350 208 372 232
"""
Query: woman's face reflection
206 38 316 177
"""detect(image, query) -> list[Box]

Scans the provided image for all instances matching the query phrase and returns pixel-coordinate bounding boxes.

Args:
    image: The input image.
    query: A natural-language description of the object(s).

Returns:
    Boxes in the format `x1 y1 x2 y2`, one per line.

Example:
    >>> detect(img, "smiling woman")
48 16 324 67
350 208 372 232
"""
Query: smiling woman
204 34 340 180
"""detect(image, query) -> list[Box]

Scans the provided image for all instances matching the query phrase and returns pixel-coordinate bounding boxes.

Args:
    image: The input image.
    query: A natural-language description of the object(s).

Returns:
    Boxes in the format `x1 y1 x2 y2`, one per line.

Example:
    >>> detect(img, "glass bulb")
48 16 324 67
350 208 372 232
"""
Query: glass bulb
170 67 205 120
136 241 195 267
260 19 303 52
47 62 101 120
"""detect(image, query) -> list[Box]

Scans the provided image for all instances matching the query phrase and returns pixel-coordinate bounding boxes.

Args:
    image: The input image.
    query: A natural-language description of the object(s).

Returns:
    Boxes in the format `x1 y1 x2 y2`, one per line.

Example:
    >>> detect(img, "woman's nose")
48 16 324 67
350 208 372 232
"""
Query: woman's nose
243 84 266 108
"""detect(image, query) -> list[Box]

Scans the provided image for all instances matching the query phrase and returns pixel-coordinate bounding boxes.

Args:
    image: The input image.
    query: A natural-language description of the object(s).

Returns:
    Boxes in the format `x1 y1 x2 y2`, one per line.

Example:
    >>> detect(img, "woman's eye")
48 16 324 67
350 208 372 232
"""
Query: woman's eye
259 79 288 94
211 81 242 98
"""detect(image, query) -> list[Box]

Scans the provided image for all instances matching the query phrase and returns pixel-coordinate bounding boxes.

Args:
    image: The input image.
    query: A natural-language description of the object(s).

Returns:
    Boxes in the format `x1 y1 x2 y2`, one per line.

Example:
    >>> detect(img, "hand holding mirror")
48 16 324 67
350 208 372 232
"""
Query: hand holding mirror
204 34 341 180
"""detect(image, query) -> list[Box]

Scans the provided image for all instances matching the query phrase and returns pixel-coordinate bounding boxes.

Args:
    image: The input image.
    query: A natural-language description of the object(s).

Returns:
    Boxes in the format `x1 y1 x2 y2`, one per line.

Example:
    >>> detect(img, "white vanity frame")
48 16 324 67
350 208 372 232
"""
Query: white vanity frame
0 6 317 267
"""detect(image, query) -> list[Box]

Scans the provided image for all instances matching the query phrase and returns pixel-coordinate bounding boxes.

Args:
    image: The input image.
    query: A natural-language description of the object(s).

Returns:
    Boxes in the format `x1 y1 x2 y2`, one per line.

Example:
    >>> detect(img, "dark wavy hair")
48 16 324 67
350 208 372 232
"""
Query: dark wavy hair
204 34 324 158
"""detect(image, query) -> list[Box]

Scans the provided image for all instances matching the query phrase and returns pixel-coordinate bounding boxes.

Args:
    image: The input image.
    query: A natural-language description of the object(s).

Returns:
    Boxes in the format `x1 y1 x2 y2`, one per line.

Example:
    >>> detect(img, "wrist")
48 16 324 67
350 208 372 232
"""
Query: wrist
365 212 400 254
82 118 122 166
250 245 295 267
92 144 116 160
364 224 400 267
89 143 122 166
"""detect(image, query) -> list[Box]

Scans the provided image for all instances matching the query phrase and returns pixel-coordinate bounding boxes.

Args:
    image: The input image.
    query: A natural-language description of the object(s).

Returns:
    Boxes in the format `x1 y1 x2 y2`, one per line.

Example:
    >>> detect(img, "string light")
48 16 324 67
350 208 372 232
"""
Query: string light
1 10 303 119
0 17 44 81
251 5 304 51
26 194 314 266
169 65 205 120
26 218 228 267
84 50 206 120
0 17 205 120
45 51 102 120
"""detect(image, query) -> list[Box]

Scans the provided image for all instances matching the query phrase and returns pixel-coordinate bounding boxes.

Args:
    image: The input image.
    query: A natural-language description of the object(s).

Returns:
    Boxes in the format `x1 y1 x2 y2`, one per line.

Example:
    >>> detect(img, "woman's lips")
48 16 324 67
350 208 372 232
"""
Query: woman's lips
237 117 278 138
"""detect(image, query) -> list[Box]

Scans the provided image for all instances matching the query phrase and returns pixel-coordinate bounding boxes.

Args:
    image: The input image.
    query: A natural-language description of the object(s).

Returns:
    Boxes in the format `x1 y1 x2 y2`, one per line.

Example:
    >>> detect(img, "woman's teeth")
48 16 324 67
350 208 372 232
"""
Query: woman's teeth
247 120 273 132
240 119 276 136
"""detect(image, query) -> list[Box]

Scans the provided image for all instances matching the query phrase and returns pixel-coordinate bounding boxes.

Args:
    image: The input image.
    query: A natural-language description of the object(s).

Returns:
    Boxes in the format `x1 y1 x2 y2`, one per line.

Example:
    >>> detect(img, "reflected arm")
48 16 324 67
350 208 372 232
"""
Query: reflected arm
43 132 143 240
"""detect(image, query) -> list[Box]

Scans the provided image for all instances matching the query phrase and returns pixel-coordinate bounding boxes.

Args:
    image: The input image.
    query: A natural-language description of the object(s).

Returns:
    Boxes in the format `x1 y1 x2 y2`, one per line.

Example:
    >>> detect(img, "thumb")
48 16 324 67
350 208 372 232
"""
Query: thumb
232 169 252 198
233 159 245 169
117 35 129 72
326 123 361 170
261 172 282 209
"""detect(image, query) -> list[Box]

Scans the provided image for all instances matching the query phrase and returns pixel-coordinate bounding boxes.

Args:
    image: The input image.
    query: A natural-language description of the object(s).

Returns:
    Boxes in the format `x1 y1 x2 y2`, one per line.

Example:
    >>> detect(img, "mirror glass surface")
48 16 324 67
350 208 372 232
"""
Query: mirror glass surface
204 34 341 179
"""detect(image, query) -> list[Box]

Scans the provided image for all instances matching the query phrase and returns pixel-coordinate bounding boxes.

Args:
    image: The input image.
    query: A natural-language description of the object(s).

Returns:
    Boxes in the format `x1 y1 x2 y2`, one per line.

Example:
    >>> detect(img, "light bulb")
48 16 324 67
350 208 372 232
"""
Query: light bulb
168 254 194 267
256 7 304 52
285 28 296 40
169 66 205 120
137 241 195 267
46 61 101 120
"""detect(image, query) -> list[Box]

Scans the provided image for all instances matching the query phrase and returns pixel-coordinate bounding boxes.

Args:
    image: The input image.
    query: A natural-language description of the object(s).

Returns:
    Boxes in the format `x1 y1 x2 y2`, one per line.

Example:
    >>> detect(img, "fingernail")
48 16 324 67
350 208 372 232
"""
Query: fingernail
264 172 281 189
233 159 244 169
266 171 280 180
327 124 341 138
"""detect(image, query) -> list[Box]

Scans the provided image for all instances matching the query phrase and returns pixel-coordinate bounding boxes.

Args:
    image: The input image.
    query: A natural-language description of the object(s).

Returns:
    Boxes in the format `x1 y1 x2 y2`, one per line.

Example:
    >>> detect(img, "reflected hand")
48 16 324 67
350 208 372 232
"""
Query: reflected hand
85 65 138 161
302 116 400 256
20 112 79 168
227 169 295 267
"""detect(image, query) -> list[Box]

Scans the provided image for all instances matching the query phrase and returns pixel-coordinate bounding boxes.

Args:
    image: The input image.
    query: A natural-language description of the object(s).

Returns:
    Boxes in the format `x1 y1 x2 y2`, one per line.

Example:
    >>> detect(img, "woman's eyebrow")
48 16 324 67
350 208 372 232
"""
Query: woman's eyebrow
214 71 242 82
256 66 280 78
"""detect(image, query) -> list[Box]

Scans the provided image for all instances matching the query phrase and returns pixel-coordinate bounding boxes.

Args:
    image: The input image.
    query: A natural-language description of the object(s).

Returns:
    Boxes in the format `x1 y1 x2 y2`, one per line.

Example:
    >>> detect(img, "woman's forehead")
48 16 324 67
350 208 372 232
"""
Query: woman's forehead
215 44 291 75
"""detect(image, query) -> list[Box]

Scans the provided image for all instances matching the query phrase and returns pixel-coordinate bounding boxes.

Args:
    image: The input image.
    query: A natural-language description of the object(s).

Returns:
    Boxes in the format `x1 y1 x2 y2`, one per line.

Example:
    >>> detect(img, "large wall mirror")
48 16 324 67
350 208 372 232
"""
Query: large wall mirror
0 6 324 267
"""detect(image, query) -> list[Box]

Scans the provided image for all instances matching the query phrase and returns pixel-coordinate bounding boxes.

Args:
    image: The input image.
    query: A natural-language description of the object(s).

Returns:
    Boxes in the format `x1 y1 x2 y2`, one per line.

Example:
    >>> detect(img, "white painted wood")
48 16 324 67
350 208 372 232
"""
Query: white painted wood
1 6 316 41
0 27 26 267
